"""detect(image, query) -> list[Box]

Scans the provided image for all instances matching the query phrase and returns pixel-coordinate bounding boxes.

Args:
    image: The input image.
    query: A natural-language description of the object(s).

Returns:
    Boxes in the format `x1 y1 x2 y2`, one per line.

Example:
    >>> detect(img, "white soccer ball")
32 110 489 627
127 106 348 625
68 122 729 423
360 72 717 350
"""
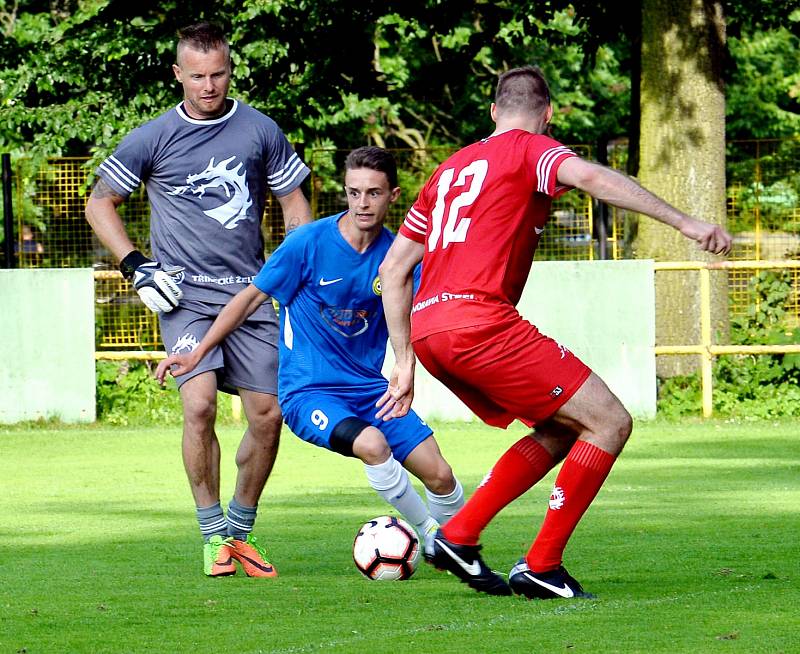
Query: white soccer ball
352 515 421 581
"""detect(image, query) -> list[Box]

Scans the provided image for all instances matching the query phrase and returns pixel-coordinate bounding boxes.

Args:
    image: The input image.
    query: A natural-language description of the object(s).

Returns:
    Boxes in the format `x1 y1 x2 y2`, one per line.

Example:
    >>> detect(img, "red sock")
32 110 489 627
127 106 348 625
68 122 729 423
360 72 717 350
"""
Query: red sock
527 439 616 572
442 436 554 546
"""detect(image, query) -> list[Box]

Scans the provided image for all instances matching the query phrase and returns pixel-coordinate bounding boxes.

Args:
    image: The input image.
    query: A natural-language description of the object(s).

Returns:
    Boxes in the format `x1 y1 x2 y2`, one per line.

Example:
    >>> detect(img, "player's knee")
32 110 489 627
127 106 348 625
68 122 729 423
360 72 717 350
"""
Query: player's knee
354 432 392 465
330 417 386 462
422 460 456 495
605 404 632 453
182 393 217 429
618 408 633 447
351 426 391 465
246 400 283 440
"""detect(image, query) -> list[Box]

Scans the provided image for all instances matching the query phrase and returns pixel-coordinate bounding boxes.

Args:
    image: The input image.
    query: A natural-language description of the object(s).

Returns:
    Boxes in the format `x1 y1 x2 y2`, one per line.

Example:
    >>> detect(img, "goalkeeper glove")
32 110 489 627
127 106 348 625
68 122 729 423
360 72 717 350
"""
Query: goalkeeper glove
120 250 184 313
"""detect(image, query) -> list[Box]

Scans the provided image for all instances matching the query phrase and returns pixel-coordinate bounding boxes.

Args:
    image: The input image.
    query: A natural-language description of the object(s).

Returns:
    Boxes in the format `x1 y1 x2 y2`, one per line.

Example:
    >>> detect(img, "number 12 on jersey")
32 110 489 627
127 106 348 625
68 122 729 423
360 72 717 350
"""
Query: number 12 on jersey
427 159 488 252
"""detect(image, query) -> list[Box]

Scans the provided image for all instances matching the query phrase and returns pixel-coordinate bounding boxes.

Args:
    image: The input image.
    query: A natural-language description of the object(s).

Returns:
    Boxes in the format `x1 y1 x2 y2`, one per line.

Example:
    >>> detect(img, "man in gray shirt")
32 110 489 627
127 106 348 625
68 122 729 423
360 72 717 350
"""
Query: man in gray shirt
85 22 311 578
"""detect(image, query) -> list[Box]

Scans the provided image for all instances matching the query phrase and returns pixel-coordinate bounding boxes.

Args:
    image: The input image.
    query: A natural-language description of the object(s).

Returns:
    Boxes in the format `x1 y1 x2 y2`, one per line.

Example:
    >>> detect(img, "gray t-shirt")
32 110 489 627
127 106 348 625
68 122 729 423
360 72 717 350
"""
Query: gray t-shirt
97 100 310 306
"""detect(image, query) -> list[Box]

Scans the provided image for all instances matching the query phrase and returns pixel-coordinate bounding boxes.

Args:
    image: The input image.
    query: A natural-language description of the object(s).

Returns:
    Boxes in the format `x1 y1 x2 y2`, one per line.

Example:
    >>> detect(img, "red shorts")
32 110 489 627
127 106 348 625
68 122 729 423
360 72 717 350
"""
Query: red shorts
413 316 592 428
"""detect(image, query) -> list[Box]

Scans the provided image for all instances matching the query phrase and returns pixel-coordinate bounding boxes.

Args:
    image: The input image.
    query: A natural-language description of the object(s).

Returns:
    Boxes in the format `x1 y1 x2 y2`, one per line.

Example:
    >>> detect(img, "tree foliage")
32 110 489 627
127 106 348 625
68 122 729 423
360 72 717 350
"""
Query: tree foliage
0 0 631 163
726 13 800 139
0 1 796 164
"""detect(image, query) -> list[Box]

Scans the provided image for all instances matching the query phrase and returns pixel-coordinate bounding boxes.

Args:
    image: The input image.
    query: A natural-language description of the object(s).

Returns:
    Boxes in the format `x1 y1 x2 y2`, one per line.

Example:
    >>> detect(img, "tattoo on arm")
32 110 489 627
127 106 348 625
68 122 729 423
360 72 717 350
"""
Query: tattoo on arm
286 217 302 233
90 178 125 203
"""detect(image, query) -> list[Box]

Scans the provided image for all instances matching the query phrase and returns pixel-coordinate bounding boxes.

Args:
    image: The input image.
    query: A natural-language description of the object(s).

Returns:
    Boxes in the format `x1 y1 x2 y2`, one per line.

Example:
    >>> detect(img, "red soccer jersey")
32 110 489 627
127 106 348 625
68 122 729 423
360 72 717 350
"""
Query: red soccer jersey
399 129 576 342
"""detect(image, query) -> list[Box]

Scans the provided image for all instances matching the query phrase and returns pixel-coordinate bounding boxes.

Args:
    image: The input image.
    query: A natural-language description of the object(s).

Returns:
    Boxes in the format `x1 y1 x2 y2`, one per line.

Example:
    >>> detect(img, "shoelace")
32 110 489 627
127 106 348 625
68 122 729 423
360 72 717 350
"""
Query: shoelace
244 535 269 560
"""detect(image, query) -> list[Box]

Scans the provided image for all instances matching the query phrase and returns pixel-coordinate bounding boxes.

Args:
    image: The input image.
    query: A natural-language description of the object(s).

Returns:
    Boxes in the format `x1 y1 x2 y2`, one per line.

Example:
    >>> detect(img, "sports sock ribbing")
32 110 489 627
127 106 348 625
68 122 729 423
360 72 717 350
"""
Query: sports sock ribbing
442 436 555 546
364 455 431 534
425 478 464 525
226 498 257 541
527 439 616 572
196 502 227 542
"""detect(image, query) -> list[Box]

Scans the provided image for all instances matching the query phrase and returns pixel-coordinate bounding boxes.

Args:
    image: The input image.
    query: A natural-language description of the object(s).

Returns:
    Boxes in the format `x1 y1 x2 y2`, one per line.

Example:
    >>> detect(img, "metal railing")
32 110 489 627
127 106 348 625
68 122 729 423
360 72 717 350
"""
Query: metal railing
654 260 800 417
94 260 800 419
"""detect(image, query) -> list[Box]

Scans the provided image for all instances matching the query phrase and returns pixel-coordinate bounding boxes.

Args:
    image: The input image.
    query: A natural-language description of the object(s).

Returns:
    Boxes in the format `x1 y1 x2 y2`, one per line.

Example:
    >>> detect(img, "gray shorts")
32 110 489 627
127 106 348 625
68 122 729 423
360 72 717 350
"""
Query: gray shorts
159 299 279 395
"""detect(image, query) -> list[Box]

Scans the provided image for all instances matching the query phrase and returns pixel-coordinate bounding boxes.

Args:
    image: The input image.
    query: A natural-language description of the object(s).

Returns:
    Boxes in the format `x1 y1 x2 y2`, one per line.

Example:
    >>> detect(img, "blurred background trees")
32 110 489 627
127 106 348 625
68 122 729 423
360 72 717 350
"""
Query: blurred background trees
1 0 795 161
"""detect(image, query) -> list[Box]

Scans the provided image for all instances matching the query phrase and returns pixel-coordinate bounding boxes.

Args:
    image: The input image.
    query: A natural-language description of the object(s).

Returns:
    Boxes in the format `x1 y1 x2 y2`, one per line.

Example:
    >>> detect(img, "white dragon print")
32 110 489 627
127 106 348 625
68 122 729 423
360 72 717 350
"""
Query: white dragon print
169 156 253 229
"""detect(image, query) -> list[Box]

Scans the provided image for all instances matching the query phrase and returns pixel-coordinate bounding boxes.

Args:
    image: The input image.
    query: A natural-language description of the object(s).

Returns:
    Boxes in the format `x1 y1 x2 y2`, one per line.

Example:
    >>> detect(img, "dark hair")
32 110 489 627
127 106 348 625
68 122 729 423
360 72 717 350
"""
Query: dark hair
495 66 551 116
344 146 398 189
177 22 230 64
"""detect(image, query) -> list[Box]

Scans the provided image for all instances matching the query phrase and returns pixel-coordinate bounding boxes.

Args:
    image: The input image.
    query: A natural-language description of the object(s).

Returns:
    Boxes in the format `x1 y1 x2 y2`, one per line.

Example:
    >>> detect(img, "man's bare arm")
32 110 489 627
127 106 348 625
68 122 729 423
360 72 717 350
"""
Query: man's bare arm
276 187 312 233
557 157 732 255
376 234 425 420
85 179 137 261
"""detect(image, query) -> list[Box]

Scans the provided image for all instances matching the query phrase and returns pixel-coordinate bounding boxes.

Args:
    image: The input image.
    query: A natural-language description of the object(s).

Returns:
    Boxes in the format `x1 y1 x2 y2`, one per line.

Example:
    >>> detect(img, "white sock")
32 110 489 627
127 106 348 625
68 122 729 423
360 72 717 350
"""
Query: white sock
364 455 432 533
425 478 464 525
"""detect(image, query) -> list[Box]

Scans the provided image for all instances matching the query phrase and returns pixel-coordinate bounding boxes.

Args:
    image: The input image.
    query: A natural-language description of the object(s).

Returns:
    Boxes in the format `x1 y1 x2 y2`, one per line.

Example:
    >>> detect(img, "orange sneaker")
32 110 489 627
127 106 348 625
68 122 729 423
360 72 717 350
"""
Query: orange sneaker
203 535 236 577
229 534 278 578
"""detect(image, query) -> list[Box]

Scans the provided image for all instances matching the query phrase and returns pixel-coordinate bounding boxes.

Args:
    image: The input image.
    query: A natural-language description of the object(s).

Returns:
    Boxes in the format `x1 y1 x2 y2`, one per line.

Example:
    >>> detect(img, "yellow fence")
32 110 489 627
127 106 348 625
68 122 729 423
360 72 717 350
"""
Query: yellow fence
93 260 800 418
654 260 800 417
10 142 800 400
15 141 800 276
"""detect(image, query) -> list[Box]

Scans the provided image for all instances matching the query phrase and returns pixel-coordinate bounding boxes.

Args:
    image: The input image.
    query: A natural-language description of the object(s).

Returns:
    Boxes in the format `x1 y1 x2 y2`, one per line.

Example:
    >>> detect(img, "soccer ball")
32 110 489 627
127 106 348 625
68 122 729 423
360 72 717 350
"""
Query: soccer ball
352 515 421 581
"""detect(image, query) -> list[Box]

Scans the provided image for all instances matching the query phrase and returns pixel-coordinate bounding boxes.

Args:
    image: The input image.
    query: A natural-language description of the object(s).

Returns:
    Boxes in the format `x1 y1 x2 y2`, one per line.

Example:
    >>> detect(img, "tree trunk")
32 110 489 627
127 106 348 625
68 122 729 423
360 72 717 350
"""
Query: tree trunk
636 0 729 377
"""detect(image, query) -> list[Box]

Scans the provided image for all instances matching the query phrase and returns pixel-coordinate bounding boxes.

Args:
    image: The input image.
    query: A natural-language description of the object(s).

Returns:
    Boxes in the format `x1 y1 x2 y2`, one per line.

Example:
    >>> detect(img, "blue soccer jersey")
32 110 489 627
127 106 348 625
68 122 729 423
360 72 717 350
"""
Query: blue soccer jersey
253 213 395 404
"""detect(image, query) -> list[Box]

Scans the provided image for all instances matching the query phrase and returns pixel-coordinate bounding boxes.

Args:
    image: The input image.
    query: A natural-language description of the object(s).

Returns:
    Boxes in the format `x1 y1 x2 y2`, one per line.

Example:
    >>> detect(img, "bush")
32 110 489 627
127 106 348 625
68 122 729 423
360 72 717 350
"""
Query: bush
96 360 183 426
96 360 242 426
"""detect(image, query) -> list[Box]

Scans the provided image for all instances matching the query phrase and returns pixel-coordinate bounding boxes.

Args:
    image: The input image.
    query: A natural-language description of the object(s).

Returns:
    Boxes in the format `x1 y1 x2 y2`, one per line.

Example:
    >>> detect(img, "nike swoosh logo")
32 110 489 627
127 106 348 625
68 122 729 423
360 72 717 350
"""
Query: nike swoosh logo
234 552 275 573
534 226 545 235
523 571 574 598
435 539 482 576
319 277 343 286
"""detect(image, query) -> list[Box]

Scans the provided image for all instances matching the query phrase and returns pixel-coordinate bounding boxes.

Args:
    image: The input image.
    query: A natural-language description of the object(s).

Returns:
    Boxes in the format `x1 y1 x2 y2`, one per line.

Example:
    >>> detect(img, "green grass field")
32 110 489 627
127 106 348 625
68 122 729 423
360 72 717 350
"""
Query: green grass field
1 419 797 653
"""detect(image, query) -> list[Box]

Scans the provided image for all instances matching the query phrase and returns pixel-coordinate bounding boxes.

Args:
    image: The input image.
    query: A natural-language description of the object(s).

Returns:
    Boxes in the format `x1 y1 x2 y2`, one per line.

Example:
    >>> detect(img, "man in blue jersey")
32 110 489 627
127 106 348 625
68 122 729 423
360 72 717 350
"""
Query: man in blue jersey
156 147 464 551
85 23 312 577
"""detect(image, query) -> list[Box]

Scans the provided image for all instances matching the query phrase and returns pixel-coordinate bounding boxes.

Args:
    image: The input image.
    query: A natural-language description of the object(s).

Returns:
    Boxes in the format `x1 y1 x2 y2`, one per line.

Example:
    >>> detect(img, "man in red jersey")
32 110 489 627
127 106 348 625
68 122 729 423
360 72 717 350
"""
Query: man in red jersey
377 66 731 599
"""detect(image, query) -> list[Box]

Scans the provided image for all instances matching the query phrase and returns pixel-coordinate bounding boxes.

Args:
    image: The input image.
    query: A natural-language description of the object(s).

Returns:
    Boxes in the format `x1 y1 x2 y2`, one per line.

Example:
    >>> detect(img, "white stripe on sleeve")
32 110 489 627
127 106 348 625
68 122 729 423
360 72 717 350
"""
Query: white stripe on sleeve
98 160 138 195
536 146 573 195
403 208 428 235
269 156 309 193
267 153 301 182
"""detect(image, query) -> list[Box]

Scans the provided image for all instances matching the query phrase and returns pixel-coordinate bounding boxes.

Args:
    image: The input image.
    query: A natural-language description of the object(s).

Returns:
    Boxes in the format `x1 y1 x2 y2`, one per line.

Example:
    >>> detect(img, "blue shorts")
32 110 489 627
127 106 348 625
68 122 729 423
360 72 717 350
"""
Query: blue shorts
282 389 433 463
